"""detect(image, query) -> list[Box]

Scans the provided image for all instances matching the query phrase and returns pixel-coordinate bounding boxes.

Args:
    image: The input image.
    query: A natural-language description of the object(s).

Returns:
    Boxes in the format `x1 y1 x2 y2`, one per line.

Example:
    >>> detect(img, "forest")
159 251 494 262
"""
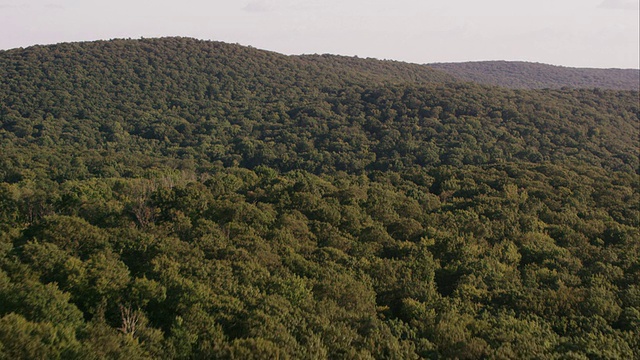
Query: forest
428 61 640 90
0 37 638 359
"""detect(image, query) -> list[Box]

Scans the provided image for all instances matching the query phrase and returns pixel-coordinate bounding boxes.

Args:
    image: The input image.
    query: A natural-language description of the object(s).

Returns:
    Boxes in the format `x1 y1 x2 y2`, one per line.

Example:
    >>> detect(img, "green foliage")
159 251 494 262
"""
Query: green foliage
0 37 637 358
0 313 84 360
430 61 640 90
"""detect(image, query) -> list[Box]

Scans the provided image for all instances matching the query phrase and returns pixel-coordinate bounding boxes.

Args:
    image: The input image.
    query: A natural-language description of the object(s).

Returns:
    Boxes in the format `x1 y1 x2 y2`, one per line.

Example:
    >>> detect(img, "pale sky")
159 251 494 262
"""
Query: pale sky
0 0 638 69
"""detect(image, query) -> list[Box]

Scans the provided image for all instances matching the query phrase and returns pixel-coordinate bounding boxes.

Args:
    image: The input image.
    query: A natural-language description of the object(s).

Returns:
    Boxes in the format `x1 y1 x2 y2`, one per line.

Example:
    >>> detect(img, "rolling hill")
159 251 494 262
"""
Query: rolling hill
429 60 640 90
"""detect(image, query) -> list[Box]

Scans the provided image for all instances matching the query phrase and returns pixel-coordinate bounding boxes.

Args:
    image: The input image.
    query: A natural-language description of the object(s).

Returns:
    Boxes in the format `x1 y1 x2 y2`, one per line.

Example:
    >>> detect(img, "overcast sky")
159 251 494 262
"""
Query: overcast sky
0 0 638 69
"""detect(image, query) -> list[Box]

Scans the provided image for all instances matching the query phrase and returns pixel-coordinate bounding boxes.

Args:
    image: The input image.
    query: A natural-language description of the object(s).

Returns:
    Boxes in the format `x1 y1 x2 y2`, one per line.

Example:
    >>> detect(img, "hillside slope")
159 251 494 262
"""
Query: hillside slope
429 60 640 90
0 37 638 359
1 38 637 177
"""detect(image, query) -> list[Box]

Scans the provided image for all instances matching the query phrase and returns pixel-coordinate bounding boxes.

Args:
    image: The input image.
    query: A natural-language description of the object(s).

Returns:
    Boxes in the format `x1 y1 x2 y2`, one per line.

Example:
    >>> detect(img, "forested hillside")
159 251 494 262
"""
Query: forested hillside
429 61 640 90
0 37 638 359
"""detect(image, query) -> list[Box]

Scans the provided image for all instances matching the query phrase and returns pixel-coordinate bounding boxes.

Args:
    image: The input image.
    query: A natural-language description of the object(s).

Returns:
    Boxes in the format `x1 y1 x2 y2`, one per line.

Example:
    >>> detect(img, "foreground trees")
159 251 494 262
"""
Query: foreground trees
0 163 637 358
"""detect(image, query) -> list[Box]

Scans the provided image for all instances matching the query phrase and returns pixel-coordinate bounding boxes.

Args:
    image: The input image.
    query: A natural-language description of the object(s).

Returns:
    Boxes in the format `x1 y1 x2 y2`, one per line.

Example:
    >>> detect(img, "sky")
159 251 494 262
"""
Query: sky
0 0 638 69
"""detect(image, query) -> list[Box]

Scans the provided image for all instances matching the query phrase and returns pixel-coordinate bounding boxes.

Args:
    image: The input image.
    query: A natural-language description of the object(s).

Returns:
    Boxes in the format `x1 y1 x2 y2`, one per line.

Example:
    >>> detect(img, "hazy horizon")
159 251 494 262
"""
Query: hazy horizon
3 36 640 71
1 0 638 69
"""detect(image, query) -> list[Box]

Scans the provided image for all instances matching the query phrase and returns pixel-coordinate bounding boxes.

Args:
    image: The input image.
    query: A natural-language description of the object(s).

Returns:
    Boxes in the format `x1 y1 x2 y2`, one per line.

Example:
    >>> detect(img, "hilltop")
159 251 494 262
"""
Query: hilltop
429 60 640 90
4 37 638 91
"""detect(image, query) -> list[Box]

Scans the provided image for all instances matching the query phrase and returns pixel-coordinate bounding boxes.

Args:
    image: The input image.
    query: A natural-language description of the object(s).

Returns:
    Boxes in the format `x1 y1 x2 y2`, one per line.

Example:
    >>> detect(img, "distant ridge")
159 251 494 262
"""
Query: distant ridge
297 53 458 85
2 37 637 90
428 61 640 90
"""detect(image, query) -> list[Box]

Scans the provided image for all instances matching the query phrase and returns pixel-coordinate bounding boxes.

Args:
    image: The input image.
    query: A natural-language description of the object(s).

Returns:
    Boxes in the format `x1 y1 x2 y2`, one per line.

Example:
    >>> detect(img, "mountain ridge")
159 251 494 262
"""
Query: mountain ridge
428 60 640 90
2 36 638 90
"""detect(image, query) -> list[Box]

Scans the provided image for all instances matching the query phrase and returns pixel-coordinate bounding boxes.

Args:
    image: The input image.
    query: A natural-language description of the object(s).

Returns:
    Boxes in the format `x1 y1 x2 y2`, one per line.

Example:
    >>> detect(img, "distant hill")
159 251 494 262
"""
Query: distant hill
297 53 457 85
1 37 636 176
429 61 640 90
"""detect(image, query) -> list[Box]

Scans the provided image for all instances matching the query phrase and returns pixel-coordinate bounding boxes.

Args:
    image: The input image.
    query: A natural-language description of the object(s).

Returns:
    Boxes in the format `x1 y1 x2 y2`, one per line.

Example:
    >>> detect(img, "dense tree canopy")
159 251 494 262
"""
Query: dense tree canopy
0 37 638 359
429 61 640 90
